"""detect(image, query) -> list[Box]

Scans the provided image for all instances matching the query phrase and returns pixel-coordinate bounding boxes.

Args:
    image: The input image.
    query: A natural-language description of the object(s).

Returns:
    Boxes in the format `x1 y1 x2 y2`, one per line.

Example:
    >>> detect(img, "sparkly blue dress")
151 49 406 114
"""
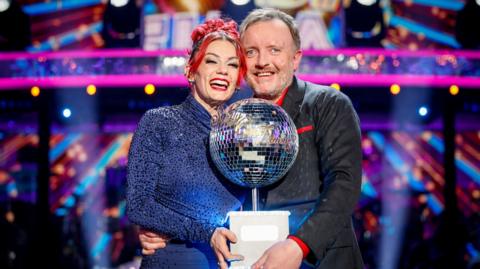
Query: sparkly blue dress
126 95 245 268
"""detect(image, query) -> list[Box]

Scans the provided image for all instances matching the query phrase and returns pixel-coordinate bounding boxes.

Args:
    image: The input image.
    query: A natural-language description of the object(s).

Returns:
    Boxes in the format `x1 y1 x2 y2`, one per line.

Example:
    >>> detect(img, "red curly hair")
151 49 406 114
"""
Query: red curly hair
187 19 247 87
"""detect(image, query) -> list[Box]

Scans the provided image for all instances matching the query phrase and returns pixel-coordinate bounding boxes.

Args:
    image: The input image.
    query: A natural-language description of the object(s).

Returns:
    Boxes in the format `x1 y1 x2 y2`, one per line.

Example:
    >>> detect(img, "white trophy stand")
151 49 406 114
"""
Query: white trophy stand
228 188 290 269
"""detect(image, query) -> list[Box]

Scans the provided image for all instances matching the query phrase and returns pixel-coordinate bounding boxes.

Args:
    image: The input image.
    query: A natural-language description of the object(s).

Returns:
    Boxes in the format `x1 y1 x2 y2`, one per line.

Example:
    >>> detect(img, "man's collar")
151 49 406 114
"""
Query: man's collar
278 76 304 121
275 87 289 106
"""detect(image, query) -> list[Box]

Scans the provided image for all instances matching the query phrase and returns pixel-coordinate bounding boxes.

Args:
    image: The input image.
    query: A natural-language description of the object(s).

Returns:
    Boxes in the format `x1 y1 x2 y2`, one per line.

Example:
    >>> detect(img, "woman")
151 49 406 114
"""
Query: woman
126 19 247 268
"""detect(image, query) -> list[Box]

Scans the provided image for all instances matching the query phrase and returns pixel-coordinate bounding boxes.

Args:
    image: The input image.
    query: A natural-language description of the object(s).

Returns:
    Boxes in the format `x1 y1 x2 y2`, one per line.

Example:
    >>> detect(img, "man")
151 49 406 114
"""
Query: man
139 8 364 269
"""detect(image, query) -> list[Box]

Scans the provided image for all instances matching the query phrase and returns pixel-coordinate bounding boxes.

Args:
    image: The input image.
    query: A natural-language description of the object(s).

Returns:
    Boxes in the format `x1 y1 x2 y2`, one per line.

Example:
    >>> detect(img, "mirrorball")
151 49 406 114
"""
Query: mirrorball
210 98 299 189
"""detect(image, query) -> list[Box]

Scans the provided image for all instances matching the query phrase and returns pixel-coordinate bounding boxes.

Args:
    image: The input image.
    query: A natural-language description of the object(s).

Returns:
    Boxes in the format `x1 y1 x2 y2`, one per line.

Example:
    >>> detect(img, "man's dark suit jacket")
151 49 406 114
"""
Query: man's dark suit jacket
260 77 364 268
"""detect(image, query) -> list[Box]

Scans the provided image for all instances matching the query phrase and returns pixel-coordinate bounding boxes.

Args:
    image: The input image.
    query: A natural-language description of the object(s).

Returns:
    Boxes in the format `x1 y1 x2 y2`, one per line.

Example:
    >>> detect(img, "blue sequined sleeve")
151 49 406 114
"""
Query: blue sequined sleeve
126 109 216 243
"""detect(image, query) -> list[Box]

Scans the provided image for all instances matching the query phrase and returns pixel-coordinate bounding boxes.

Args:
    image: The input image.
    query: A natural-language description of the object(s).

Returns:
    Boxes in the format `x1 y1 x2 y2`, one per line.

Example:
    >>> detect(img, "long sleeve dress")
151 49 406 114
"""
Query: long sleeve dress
126 94 245 268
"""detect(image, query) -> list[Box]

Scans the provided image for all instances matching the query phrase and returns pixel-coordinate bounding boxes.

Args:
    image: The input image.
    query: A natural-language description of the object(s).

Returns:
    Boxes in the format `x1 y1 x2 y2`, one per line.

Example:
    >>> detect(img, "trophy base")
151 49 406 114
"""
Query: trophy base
227 211 290 268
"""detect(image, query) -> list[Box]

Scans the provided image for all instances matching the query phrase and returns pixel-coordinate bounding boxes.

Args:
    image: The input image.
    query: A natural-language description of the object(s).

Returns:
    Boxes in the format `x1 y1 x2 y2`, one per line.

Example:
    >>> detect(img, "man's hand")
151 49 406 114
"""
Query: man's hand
251 239 303 269
138 228 170 255
210 227 244 269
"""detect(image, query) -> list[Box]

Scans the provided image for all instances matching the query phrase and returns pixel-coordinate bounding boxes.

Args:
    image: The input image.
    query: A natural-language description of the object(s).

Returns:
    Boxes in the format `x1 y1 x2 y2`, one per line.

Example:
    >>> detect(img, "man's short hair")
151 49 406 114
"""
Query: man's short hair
239 8 301 50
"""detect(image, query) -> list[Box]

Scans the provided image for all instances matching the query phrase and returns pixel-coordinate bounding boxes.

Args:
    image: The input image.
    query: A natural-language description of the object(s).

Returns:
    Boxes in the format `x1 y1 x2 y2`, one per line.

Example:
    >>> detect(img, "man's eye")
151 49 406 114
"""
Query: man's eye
270 48 280 54
246 50 257 57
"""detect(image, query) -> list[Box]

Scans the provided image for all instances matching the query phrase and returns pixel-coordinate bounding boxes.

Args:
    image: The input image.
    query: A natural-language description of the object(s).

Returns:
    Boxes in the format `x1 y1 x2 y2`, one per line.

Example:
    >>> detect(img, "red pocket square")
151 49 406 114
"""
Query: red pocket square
297 125 313 134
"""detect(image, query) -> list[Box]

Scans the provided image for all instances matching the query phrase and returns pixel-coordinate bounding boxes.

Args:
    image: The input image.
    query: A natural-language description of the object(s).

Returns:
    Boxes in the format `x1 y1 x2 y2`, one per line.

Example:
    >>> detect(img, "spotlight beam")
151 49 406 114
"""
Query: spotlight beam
392 0 464 11
27 22 102 51
23 0 102 16
388 15 461 48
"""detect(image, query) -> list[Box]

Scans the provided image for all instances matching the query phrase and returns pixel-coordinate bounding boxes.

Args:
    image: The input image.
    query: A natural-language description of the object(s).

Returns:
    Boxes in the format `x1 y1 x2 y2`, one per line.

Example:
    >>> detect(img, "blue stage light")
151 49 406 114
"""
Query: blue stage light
62 108 72 118
418 106 428 117
23 0 102 15
472 104 479 112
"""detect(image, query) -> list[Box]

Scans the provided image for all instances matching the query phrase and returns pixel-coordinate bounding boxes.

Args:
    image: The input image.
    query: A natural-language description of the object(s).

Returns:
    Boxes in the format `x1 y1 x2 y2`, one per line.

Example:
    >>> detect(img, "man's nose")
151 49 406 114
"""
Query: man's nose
255 51 270 68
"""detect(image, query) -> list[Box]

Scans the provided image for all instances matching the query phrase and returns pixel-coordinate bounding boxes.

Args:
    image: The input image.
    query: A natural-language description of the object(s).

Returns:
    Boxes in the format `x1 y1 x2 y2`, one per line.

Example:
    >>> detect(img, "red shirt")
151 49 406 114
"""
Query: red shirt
275 87 289 106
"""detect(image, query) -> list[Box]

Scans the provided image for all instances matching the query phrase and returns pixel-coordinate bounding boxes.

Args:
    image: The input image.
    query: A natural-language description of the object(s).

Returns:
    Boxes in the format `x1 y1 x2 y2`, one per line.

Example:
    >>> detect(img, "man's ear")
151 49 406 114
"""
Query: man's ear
293 50 303 72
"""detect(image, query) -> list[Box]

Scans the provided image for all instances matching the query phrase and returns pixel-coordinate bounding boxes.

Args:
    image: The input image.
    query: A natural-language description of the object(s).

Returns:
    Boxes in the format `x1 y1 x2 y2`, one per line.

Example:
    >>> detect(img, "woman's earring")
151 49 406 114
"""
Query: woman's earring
188 78 194 83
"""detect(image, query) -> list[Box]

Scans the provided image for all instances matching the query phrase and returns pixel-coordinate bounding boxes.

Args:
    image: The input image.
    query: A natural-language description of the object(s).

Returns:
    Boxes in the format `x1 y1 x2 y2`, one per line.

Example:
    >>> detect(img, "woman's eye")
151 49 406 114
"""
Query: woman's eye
229 63 239 68
206 59 217 64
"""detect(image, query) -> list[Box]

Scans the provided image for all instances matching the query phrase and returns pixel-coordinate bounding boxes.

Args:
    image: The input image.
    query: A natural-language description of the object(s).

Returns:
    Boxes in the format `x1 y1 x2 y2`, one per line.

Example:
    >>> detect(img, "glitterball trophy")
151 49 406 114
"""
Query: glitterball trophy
210 98 299 268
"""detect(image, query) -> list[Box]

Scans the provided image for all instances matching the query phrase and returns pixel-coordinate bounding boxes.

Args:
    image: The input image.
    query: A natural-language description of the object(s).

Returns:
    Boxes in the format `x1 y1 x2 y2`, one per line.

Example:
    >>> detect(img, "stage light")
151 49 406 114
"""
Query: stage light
477 0 480 6
390 84 401 95
102 0 141 48
330 83 341 91
31 86 40 97
86 84 97 95
345 0 385 47
5 210 14 222
473 104 479 112
356 0 377 6
62 108 72 118
67 167 76 177
231 0 250 5
78 152 87 162
449 85 459 95
473 190 480 199
144 83 155 95
418 106 428 117
110 0 129 8
0 0 10 12
418 194 428 204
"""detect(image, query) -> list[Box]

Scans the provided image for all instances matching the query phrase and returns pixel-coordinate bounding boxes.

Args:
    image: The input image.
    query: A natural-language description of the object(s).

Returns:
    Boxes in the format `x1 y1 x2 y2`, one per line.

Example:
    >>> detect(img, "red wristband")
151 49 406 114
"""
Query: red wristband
287 235 310 259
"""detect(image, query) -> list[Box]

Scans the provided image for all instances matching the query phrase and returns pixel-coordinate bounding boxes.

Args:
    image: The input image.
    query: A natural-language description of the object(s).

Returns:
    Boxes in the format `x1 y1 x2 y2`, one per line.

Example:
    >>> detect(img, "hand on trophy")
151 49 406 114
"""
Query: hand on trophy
210 227 244 269
251 239 303 269
138 228 170 255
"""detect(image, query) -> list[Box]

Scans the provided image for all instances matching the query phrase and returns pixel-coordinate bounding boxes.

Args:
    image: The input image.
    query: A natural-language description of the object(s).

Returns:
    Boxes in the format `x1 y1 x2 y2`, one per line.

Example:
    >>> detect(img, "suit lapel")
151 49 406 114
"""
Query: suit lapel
281 76 305 123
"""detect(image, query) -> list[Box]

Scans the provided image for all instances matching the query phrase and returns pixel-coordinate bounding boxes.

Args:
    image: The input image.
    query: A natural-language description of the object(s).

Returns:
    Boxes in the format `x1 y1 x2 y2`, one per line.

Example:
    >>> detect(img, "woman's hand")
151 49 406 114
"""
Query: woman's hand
138 228 170 255
210 227 244 269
